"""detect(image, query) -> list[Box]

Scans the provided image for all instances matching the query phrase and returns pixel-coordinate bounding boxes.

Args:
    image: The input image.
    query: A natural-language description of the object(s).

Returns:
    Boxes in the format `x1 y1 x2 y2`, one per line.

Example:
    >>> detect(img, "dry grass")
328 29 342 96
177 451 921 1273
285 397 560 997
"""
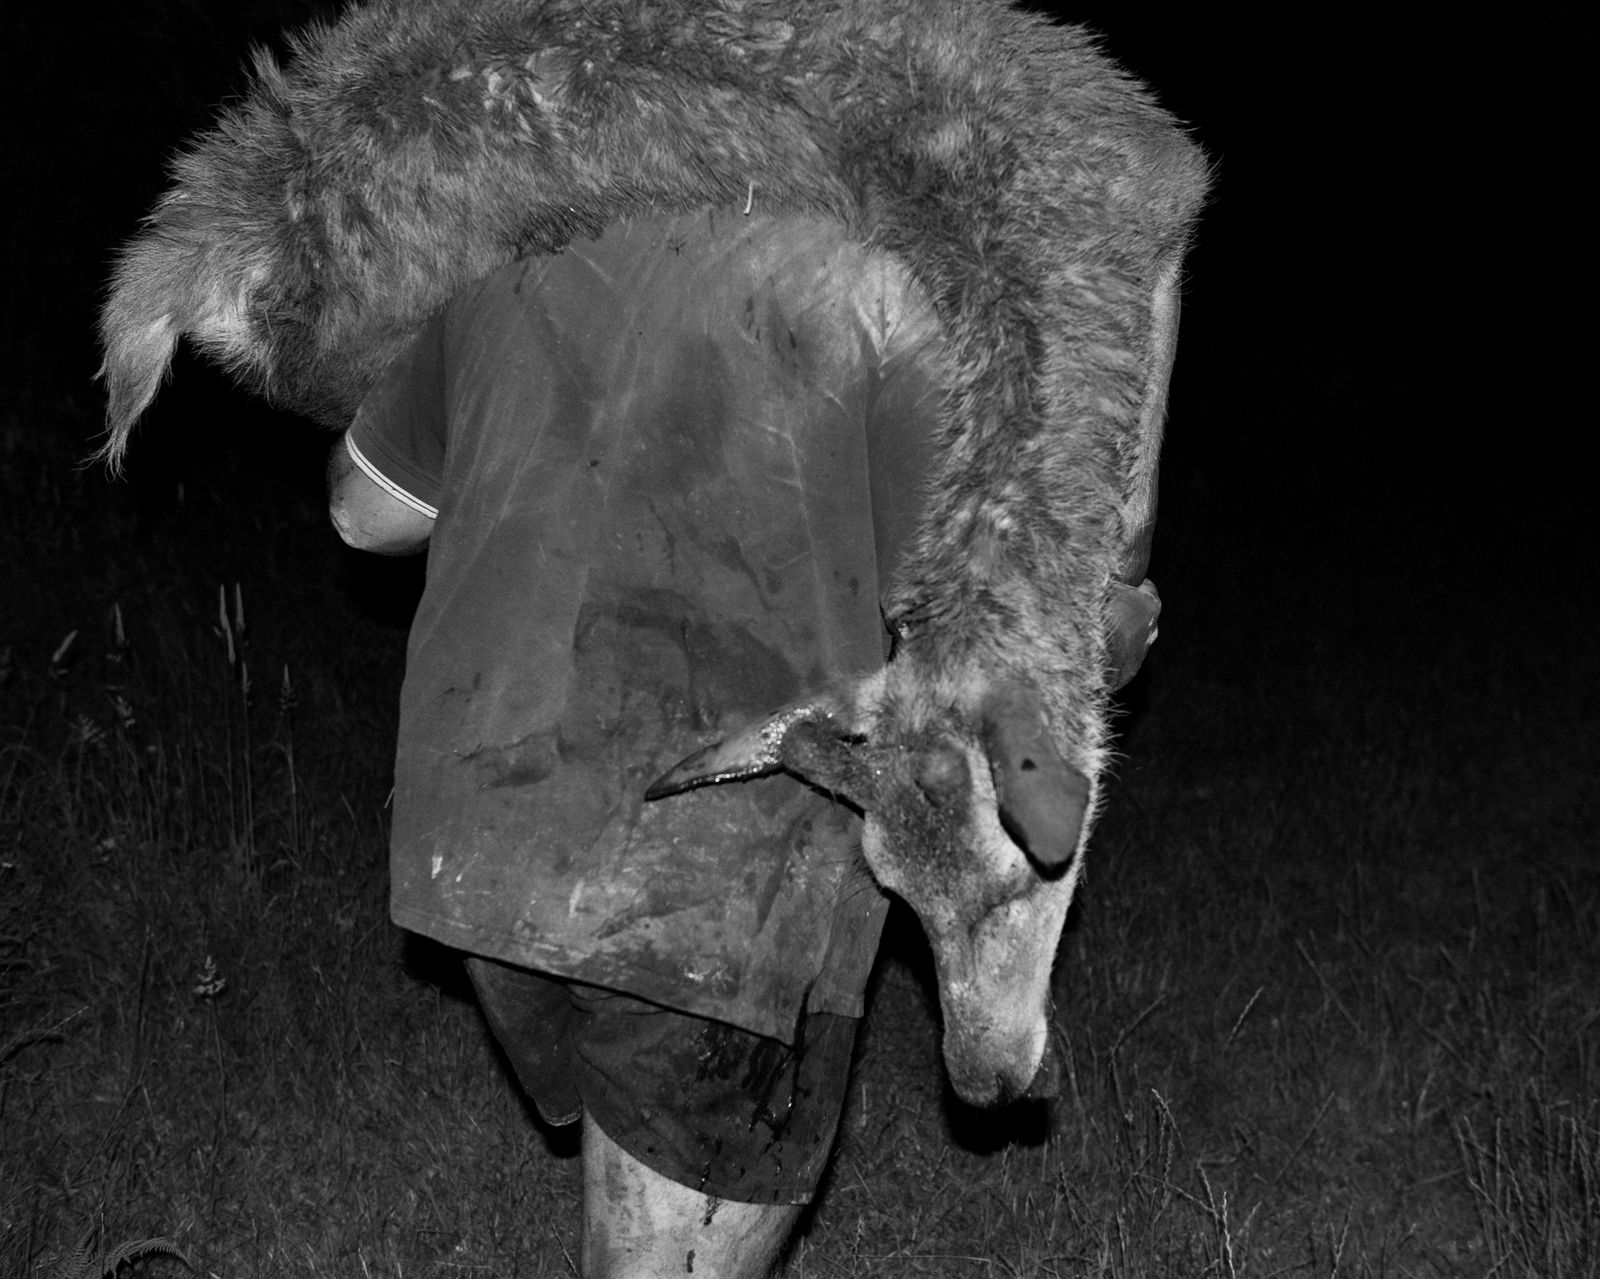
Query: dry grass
3 390 1595 1279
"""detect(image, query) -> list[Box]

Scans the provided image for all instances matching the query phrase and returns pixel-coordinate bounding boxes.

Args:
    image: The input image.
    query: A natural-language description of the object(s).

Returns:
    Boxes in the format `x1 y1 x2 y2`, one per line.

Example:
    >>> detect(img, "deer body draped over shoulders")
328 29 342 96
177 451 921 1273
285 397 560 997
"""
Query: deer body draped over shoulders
99 0 1208 1107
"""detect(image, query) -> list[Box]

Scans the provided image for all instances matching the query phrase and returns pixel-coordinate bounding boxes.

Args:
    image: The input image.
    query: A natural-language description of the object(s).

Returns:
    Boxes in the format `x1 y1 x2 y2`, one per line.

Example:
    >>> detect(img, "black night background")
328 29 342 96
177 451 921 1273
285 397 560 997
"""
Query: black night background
1 5 1591 1276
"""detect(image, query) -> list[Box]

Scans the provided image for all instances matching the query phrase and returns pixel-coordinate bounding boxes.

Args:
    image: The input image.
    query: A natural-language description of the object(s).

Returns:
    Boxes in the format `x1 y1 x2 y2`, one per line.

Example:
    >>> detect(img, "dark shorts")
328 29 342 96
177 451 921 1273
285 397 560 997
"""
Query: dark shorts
465 956 859 1204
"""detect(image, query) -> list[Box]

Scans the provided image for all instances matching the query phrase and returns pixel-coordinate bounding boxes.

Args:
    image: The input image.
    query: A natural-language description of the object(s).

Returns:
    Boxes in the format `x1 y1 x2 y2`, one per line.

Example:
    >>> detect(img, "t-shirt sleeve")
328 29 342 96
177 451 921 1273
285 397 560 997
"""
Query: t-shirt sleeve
346 311 450 515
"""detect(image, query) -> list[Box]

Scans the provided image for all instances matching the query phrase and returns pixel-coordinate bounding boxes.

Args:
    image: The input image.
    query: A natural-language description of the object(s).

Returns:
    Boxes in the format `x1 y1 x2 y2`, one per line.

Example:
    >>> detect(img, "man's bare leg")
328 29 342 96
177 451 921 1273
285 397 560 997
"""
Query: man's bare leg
580 1112 802 1278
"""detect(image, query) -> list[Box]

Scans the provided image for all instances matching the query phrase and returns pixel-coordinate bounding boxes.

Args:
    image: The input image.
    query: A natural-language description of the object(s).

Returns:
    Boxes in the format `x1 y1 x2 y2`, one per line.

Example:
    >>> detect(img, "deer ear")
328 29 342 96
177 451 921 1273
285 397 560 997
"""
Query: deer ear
645 696 876 806
980 688 1088 871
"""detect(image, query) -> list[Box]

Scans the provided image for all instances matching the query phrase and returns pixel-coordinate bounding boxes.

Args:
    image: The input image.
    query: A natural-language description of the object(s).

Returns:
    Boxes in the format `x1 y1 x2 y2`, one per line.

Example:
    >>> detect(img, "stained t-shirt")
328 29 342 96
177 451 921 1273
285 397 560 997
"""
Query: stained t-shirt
349 211 947 1043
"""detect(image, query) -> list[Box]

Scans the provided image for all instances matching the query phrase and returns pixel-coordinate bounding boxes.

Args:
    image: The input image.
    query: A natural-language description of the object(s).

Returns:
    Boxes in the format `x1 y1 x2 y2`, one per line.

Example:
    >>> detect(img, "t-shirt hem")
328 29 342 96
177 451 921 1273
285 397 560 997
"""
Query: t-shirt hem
390 902 874 1036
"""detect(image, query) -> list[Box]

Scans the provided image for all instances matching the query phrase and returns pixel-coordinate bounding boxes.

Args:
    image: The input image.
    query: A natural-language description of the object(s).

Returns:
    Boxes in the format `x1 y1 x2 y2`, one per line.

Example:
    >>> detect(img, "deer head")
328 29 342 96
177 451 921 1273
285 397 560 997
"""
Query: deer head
647 662 1094 1106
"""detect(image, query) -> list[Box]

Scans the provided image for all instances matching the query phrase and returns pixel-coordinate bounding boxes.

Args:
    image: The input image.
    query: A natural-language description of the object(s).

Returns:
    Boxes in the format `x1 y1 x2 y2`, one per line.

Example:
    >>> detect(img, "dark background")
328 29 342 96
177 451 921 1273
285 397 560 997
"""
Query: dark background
4 6 1582 590
0 6 1590 1272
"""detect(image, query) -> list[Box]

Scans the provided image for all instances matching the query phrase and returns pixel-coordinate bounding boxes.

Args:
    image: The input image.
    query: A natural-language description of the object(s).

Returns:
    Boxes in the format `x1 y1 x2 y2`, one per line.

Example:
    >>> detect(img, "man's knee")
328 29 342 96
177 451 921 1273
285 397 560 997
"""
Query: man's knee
580 1113 801 1278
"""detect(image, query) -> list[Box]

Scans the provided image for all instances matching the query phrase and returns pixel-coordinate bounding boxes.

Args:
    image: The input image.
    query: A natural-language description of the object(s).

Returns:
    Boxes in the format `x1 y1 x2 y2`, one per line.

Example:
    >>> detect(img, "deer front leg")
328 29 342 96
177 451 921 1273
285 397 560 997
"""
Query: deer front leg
1121 252 1185 586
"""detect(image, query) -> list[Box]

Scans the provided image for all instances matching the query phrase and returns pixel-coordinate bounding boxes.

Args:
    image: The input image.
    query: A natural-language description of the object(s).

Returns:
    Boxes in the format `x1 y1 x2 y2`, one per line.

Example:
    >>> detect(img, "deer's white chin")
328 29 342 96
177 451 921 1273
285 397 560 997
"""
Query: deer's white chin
942 1016 1053 1107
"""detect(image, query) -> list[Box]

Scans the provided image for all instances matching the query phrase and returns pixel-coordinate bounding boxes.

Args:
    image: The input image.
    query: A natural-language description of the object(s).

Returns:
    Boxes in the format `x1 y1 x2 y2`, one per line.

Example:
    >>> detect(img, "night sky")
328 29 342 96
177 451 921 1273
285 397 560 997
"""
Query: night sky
7 6 1580 573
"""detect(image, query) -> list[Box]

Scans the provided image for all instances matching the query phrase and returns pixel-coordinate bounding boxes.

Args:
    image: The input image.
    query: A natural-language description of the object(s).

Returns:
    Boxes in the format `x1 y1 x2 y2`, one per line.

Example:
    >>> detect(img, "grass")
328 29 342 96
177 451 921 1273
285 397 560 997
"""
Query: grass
2 385 1595 1279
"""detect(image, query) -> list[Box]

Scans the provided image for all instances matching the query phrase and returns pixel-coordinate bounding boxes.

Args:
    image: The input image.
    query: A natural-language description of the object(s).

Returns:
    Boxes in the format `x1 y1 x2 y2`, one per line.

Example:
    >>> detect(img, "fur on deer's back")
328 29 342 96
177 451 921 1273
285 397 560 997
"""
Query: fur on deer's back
101 0 1208 1105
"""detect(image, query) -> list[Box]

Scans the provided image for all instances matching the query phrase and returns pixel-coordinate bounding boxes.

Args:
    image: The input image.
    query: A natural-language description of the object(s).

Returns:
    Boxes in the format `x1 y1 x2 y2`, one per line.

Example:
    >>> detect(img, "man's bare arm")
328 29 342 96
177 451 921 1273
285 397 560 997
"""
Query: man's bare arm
327 433 434 555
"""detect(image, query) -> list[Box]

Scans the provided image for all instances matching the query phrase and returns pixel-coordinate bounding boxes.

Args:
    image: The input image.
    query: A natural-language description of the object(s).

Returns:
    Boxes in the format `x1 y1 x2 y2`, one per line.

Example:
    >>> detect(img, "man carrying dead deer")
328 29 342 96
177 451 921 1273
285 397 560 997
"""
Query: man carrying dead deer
98 2 1205 1273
